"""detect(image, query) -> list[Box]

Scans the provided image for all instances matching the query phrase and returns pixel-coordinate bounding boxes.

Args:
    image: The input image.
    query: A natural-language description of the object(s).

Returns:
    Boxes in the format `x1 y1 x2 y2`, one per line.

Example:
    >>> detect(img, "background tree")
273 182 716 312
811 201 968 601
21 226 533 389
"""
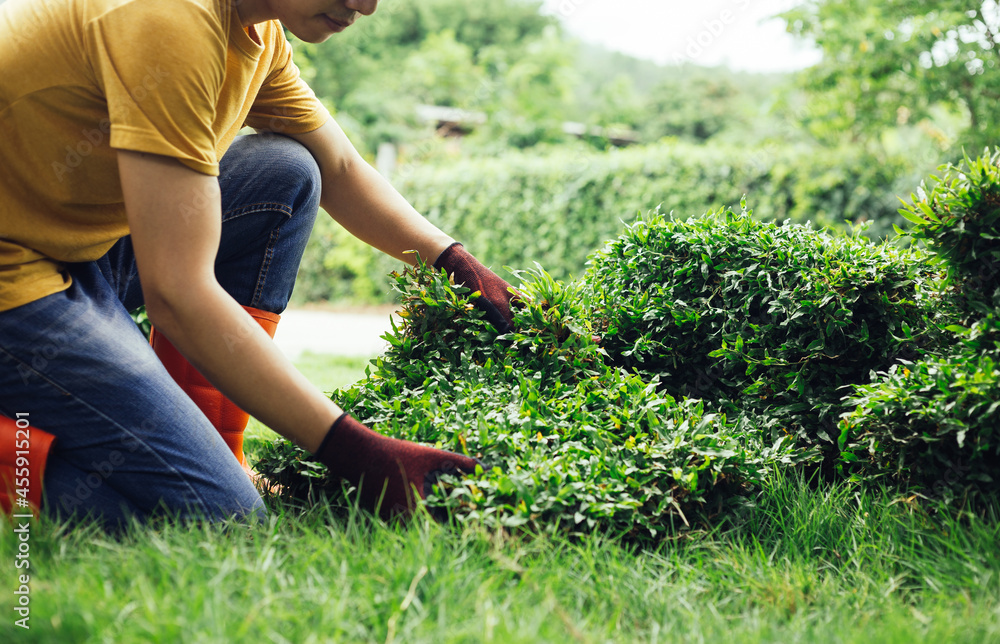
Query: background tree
399 30 485 108
486 26 579 148
783 0 1000 151
291 0 560 153
642 71 745 142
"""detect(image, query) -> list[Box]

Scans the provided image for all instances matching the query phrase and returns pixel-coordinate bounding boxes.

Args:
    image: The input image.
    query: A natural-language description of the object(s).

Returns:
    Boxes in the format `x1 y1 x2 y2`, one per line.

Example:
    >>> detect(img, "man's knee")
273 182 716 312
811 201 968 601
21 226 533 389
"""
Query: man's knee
260 135 322 212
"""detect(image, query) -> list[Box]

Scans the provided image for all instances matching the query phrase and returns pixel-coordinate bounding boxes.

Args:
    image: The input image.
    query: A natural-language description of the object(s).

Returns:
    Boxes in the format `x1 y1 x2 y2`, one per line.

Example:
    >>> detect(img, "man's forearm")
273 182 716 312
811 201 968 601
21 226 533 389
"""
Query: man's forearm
146 281 339 454
321 158 453 264
290 121 454 265
119 149 340 453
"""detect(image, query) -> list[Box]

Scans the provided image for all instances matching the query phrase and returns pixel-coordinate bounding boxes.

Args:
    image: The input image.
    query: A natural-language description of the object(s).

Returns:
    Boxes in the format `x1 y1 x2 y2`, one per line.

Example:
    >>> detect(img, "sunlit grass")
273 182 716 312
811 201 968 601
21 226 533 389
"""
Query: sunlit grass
2 473 998 643
3 354 998 643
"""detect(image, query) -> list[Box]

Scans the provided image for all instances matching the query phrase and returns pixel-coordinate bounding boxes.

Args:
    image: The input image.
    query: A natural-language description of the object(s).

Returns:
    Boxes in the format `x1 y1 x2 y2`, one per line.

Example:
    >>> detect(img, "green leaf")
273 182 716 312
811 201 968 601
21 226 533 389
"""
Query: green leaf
899 209 929 226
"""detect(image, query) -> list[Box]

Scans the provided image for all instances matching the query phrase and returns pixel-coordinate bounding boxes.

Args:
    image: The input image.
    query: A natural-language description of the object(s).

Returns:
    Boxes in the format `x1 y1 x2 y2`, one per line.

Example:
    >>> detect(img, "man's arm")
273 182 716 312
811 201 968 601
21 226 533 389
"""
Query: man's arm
288 119 455 265
117 150 339 453
289 119 522 332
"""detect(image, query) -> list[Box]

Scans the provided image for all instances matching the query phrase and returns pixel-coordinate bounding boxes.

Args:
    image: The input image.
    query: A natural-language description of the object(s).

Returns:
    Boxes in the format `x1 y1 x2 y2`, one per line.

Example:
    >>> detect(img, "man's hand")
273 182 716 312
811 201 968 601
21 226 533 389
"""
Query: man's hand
434 243 520 333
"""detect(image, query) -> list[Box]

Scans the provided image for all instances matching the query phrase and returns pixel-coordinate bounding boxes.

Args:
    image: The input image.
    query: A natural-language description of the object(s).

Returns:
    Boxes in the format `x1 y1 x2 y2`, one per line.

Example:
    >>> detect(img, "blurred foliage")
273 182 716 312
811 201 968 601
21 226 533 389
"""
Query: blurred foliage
130 307 151 340
288 0 797 154
295 0 553 108
291 0 570 151
283 0 982 177
782 0 1000 151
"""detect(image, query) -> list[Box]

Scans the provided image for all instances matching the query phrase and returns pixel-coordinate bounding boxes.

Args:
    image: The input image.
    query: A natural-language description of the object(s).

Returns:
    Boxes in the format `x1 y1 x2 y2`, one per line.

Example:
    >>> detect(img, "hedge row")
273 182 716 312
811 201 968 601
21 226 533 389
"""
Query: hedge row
292 142 915 304
583 203 938 460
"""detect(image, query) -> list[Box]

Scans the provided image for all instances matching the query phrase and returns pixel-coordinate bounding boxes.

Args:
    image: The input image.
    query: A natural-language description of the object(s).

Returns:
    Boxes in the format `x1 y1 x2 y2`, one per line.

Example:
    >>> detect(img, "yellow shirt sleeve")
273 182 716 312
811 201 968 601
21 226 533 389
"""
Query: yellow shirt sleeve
244 24 330 135
85 0 227 175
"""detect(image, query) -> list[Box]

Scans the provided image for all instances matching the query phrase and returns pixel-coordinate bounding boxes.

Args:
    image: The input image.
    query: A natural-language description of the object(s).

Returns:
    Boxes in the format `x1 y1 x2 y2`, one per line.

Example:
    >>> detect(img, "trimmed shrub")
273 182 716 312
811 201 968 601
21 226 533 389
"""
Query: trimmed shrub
899 148 1000 316
257 260 791 542
839 315 1000 501
838 148 1000 498
258 202 939 536
583 204 938 458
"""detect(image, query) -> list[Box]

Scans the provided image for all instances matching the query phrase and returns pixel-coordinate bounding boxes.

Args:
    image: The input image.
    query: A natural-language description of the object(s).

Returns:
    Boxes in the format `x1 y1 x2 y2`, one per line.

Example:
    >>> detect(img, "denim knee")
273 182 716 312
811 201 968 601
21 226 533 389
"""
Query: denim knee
215 133 324 312
229 133 322 221
272 136 322 216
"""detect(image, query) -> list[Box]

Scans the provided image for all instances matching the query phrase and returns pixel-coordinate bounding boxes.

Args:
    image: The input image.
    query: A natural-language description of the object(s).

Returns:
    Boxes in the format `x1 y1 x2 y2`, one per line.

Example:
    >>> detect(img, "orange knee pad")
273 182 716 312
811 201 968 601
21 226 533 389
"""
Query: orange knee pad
1 415 56 517
149 306 280 466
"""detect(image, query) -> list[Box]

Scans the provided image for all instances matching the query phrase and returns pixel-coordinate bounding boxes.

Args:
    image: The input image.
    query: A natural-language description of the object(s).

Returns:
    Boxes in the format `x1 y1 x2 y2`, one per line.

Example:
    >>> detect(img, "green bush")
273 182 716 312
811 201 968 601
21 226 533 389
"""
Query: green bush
899 148 1000 316
838 148 1000 498
583 204 938 458
839 348 1000 502
257 260 792 543
262 150 1000 534
292 143 914 305
260 203 937 537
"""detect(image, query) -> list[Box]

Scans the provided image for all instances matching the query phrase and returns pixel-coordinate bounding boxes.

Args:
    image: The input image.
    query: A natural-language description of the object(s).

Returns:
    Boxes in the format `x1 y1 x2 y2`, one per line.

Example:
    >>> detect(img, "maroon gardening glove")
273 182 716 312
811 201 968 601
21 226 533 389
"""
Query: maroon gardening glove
314 414 481 521
434 242 520 333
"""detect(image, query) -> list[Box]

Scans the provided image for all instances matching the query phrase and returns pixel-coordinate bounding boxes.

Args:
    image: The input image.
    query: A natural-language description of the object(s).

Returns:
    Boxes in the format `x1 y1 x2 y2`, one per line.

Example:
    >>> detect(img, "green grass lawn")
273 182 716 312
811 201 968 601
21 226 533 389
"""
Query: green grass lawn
3 354 999 643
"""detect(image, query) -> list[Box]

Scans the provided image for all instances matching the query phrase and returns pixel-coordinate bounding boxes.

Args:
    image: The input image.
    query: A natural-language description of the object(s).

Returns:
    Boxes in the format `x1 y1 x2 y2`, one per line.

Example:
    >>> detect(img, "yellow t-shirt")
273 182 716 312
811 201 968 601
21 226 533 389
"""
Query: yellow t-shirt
0 0 330 311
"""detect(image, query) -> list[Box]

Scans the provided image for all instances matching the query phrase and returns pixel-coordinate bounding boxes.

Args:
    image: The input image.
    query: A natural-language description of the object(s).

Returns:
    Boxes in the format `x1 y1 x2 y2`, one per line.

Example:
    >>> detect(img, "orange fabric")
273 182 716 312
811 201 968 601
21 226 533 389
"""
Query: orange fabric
149 306 280 465
1 415 56 517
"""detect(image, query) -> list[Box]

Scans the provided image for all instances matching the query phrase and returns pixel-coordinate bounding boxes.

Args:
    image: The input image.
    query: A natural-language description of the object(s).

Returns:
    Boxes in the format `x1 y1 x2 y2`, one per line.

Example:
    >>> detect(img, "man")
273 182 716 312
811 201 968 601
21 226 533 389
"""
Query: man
0 0 518 527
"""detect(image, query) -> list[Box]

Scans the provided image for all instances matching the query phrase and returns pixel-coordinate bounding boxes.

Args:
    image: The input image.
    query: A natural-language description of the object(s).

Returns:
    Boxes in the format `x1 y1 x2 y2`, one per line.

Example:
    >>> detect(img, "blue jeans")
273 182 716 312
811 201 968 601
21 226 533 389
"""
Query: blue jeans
0 133 321 529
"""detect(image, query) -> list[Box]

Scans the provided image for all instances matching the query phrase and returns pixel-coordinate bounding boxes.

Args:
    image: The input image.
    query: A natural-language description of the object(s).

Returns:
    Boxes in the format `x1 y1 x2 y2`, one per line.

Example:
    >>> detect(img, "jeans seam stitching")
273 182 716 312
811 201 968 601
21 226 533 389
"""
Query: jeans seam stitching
0 345 75 397
223 203 294 221
252 226 280 308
